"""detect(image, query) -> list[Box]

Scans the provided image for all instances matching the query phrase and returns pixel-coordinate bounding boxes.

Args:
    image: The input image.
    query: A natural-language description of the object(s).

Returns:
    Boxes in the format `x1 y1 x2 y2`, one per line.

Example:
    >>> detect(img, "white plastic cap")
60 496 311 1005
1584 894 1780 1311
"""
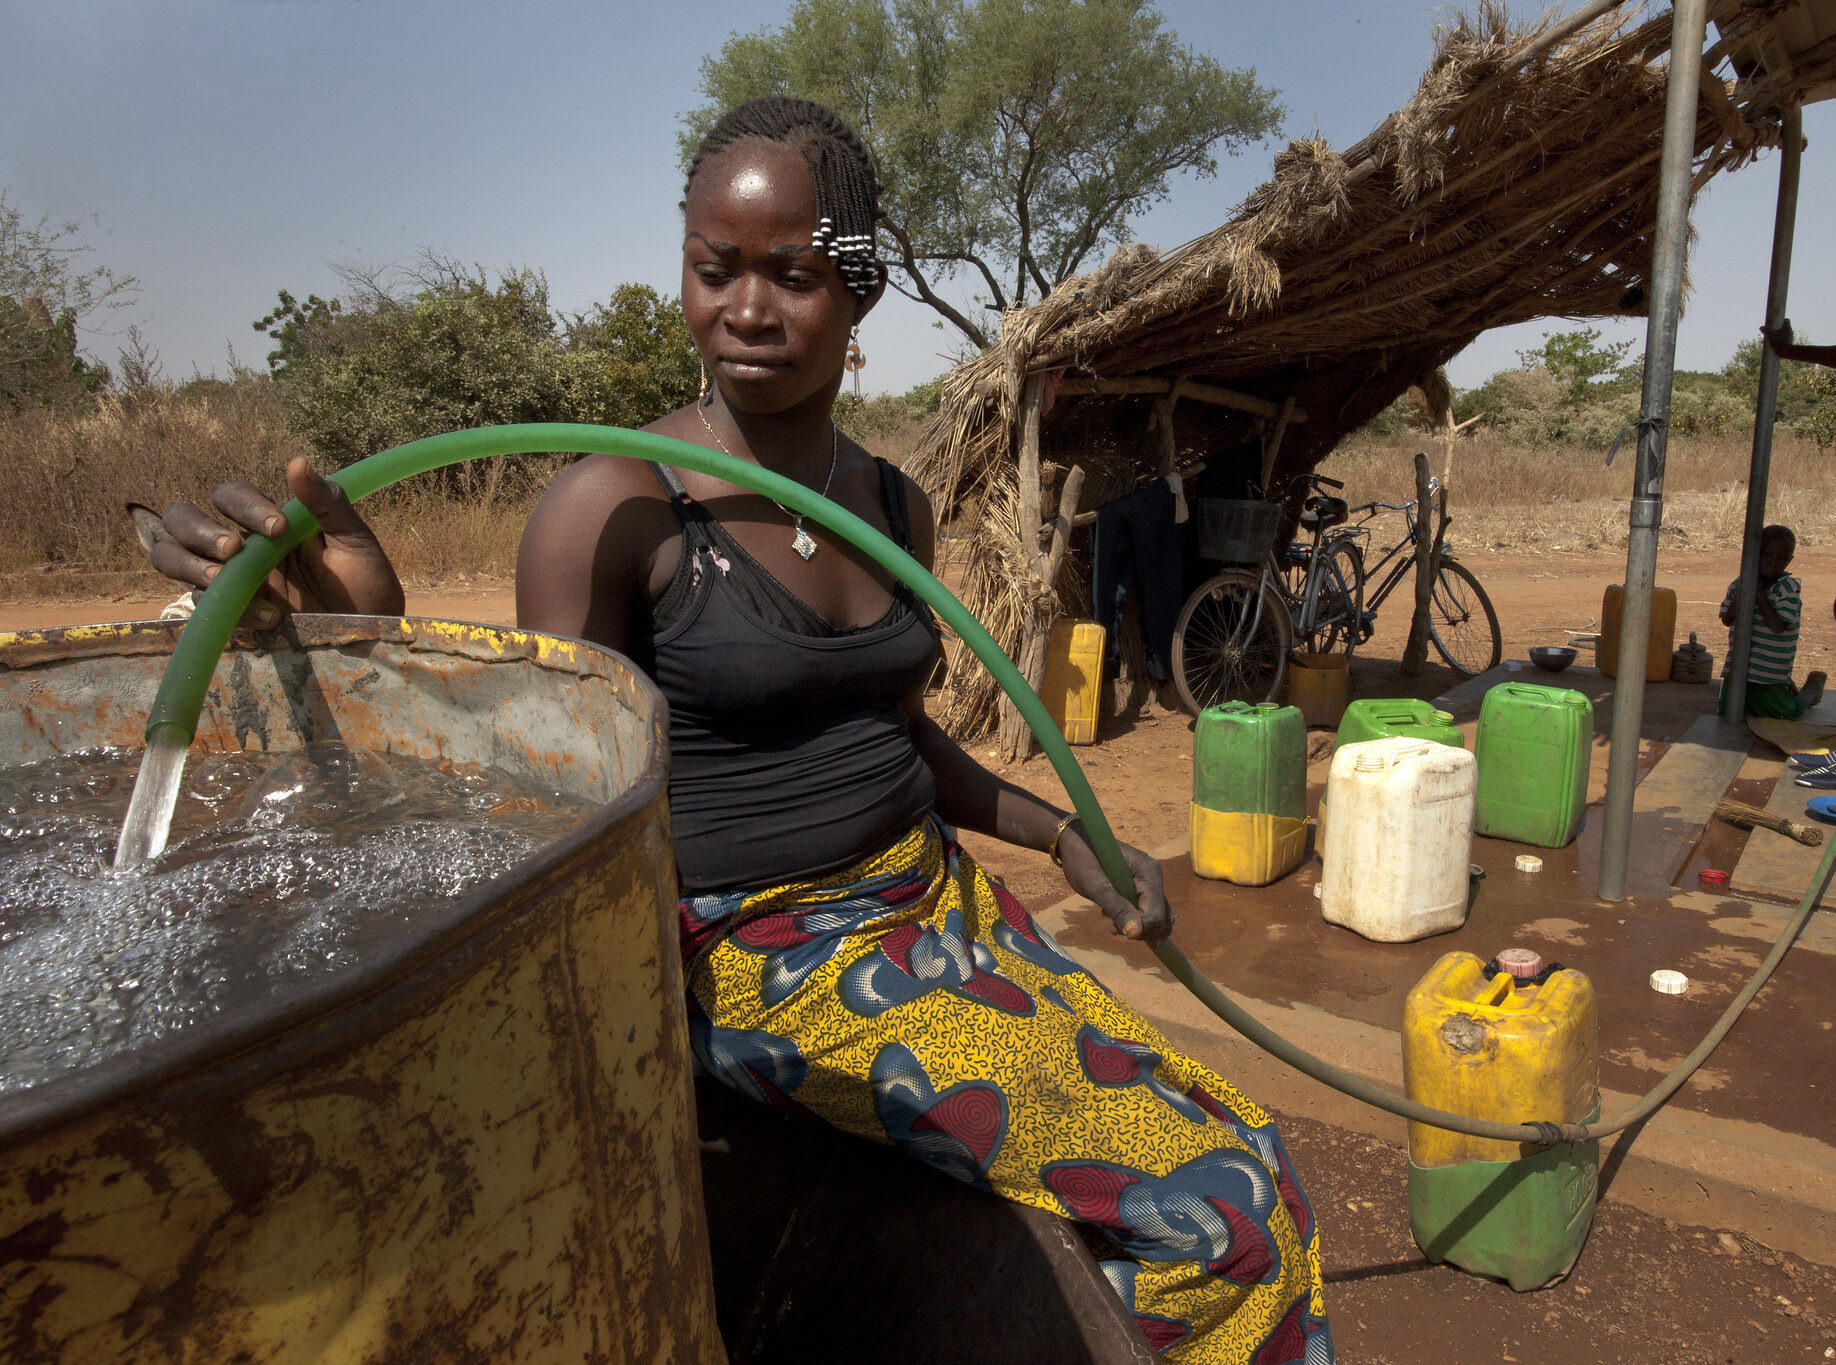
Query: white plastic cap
1515 854 1544 873
1650 969 1689 995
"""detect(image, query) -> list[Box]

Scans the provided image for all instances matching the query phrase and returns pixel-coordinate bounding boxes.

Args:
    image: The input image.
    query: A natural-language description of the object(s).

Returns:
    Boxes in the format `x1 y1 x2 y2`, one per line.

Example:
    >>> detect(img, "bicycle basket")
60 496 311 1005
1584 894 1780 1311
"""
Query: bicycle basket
1195 498 1280 563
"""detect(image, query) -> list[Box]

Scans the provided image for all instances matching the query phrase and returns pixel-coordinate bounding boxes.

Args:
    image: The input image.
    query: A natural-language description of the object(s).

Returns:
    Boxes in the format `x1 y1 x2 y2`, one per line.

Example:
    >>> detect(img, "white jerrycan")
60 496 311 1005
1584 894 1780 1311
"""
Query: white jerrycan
1320 737 1476 942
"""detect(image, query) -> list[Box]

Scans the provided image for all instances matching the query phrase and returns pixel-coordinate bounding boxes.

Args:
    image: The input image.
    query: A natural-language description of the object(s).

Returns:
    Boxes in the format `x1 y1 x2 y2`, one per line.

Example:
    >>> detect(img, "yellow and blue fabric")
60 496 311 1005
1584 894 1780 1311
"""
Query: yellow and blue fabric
681 815 1332 1363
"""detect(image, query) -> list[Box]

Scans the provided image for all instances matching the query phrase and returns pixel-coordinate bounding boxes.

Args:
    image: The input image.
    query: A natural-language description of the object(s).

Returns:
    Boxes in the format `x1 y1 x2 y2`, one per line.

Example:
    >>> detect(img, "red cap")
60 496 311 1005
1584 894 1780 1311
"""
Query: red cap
1496 947 1543 980
1698 868 1731 889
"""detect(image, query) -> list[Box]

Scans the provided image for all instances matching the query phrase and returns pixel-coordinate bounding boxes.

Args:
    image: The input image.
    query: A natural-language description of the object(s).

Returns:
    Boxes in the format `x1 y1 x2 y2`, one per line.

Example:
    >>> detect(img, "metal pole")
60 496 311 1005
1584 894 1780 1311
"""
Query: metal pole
1598 0 1710 902
1726 104 1803 722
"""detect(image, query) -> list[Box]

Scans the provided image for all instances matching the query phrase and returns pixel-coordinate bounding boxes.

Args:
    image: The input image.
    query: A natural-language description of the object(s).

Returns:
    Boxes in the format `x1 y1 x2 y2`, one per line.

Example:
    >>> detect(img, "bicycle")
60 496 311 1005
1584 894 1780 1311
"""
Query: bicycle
1170 473 1501 714
1170 473 1361 715
1332 484 1502 678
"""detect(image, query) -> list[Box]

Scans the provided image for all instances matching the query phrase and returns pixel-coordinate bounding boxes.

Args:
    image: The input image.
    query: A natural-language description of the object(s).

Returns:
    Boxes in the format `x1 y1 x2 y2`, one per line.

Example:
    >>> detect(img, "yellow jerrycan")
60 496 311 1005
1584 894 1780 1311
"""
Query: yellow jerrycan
1403 948 1599 1290
1039 618 1106 744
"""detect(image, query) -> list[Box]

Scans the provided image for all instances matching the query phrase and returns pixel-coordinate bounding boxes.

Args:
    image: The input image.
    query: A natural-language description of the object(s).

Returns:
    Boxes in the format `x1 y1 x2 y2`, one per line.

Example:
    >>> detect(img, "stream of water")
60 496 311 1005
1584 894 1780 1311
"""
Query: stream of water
1 742 593 1097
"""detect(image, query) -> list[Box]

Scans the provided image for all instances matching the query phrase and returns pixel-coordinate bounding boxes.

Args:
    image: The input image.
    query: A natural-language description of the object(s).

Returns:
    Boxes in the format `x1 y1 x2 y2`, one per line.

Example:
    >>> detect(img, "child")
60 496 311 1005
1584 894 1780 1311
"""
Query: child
1719 524 1825 719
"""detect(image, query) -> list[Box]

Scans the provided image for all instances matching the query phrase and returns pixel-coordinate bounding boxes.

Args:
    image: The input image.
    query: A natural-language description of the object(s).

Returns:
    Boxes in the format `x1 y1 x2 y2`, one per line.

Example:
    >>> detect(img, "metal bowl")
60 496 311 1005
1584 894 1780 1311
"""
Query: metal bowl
1529 645 1577 673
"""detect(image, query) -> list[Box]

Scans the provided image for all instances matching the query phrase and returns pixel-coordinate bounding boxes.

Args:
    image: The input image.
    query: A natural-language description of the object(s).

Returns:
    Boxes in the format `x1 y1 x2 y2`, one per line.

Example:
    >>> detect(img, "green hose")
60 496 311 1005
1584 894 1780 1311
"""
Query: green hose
149 420 1824 1148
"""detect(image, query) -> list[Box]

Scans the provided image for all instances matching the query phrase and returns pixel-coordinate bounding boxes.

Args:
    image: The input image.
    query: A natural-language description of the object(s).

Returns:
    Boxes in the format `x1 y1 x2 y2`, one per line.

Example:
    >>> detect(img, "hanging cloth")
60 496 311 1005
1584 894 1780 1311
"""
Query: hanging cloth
1090 480 1183 683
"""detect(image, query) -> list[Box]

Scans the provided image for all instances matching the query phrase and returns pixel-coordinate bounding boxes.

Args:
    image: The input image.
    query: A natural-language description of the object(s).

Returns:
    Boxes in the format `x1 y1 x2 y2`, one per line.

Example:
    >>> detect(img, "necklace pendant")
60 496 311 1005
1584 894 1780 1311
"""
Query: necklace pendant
792 526 819 561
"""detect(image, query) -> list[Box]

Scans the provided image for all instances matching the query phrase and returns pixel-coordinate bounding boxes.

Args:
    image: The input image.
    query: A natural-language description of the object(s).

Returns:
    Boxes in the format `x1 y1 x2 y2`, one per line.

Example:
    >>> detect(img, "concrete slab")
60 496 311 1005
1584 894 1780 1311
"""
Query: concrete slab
1729 764 1836 907
1626 713 1755 893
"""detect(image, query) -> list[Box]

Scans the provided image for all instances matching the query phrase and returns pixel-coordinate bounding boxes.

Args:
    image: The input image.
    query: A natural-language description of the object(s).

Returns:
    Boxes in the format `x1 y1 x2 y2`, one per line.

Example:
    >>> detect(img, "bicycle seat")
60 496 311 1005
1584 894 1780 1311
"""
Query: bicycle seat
1298 495 1349 530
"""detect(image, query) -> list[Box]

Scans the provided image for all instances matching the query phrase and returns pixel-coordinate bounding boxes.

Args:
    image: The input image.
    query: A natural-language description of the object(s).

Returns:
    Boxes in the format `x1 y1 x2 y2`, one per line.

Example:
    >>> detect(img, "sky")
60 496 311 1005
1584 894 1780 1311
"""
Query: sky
4 0 1834 399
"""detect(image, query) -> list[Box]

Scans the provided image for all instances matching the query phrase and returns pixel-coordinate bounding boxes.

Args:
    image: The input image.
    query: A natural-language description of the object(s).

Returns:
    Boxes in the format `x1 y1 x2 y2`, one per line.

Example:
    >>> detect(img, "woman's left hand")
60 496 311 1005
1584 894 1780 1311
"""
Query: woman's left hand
1056 832 1173 944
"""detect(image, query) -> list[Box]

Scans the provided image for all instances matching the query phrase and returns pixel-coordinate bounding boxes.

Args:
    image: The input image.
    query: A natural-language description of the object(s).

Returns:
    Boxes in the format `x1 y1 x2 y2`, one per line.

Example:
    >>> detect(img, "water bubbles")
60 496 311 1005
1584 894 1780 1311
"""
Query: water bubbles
0 743 589 1096
185 754 261 804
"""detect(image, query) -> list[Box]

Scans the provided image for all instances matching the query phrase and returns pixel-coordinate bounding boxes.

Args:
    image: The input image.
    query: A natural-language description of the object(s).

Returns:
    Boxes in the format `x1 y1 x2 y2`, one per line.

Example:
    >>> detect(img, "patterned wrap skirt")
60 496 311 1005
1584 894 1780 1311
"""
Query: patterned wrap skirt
681 815 1333 1363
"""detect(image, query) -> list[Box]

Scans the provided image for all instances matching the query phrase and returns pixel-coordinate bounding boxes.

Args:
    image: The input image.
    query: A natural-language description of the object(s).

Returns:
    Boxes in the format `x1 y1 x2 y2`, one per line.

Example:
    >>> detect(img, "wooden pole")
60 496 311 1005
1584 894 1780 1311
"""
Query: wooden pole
1441 413 1483 492
997 376 1053 761
1260 395 1298 496
998 465 1088 762
1017 374 1046 571
1402 451 1437 675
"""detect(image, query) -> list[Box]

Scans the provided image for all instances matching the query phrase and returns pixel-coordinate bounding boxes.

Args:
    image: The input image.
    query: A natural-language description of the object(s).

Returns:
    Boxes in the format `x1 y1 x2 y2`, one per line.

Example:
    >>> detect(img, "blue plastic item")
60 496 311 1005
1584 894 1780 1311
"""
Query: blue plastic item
1807 796 1836 824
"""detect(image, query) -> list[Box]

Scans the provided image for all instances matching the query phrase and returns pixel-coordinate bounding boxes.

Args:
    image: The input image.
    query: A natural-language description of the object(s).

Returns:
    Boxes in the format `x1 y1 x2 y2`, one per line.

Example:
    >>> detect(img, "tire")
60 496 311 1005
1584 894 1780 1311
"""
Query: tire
1307 540 1365 658
1428 558 1502 677
1172 571 1294 715
1280 539 1363 657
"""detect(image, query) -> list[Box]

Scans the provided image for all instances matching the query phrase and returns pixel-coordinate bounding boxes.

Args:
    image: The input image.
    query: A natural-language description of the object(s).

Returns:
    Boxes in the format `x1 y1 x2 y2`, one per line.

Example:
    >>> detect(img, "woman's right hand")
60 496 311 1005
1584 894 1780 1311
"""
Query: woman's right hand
149 456 405 623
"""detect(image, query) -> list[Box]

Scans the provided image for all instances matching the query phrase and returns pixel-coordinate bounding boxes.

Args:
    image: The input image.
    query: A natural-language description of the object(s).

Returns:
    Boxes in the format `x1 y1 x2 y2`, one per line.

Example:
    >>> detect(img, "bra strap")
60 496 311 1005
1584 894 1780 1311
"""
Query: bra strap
648 462 720 555
877 457 914 552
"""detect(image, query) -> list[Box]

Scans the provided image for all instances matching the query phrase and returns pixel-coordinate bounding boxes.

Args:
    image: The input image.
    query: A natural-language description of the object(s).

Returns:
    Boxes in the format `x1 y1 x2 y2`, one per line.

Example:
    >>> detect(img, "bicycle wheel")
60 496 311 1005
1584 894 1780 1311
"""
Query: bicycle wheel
1428 558 1502 676
1172 570 1294 715
1305 540 1365 658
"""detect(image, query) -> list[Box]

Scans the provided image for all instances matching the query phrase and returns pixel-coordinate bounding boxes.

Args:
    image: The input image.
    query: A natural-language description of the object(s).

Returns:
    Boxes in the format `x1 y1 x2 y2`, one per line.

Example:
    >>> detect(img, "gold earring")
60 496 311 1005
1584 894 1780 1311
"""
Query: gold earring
844 327 865 373
698 359 709 402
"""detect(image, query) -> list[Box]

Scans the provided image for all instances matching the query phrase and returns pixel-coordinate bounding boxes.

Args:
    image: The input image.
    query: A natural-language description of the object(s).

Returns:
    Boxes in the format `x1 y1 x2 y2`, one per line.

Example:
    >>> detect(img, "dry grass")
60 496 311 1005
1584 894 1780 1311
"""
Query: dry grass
363 463 551 584
0 386 310 574
1322 430 1836 556
0 393 937 605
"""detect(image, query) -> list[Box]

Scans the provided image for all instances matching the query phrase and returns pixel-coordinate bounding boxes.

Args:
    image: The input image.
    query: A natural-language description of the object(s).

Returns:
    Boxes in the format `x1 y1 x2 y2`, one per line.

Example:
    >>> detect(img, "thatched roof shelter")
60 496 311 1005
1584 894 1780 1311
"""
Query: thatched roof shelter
912 0 1836 747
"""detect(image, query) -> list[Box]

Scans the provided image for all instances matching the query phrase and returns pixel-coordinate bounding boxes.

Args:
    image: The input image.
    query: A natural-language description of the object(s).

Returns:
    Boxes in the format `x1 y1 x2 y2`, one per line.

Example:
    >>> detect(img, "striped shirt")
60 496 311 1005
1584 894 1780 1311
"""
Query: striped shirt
1721 574 1801 684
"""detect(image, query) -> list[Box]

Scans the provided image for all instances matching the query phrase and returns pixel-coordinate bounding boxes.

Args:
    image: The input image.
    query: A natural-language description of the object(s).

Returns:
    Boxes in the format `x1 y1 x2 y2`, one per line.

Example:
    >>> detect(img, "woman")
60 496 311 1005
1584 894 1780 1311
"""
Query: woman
150 98 1331 1363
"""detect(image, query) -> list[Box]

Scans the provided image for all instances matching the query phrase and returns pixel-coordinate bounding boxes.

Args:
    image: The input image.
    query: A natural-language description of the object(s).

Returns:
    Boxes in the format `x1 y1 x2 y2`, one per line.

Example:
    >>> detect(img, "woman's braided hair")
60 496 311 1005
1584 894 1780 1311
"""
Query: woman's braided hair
686 97 885 299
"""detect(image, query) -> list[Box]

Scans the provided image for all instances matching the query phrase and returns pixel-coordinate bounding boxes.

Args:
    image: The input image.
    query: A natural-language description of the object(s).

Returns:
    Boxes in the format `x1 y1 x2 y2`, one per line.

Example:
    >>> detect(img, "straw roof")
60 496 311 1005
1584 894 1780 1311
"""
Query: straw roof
912 0 1833 740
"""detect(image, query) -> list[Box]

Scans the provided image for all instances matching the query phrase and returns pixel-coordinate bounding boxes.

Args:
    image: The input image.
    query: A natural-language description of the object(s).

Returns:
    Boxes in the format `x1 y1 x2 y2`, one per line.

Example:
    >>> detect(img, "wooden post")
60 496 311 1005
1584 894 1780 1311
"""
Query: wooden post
1441 413 1482 493
1259 395 1298 496
1402 451 1437 676
998 465 1088 763
997 375 1052 761
1017 374 1046 571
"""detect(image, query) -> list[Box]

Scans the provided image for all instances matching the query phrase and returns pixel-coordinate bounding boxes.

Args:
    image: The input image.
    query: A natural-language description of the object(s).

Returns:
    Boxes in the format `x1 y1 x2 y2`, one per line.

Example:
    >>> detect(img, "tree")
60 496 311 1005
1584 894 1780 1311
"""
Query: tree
255 259 699 469
0 190 135 406
1514 326 1632 403
684 0 1283 349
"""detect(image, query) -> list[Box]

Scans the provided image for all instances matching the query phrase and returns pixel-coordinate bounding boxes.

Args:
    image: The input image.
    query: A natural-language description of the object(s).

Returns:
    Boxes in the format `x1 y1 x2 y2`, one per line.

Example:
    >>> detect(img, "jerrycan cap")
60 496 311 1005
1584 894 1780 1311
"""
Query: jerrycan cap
1354 751 1388 772
1496 947 1544 980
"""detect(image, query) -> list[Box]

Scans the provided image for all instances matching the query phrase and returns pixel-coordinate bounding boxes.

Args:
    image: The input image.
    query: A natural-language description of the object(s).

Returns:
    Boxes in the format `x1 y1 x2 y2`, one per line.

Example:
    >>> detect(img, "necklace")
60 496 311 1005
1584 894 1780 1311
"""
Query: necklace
696 403 838 561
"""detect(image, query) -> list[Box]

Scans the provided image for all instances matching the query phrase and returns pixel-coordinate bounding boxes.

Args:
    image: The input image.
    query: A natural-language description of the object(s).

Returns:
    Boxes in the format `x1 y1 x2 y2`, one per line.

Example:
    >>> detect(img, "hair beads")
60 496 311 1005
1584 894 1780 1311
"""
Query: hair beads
688 97 885 299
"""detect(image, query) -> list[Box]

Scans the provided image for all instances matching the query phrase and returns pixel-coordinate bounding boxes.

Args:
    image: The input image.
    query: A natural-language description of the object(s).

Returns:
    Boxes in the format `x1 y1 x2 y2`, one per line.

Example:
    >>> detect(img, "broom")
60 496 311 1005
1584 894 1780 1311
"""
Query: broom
1714 798 1825 847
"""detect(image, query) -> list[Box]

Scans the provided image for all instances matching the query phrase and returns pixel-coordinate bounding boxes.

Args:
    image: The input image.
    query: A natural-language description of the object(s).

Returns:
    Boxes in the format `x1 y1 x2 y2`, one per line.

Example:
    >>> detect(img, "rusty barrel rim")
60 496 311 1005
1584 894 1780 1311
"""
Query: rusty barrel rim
0 615 670 1150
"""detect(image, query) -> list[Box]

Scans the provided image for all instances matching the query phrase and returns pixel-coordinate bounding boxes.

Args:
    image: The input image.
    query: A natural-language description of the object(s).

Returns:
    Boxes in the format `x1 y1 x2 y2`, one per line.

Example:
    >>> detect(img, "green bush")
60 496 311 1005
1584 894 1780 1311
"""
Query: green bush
257 265 698 471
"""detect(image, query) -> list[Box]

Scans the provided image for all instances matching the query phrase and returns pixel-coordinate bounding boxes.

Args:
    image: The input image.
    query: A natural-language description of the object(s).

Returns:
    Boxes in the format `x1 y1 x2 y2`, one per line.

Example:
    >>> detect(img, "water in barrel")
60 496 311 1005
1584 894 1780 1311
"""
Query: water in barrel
0 741 592 1096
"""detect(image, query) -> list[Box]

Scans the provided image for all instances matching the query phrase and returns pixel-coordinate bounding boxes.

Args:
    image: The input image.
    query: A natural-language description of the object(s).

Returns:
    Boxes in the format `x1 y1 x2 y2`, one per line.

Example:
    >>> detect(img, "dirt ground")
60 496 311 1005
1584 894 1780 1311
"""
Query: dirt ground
8 545 1836 1361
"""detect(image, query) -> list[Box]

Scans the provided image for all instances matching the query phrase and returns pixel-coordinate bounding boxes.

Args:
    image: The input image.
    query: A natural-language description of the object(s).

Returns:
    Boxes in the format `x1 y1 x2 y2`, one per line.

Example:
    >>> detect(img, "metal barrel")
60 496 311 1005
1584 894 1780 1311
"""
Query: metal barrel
0 617 722 1364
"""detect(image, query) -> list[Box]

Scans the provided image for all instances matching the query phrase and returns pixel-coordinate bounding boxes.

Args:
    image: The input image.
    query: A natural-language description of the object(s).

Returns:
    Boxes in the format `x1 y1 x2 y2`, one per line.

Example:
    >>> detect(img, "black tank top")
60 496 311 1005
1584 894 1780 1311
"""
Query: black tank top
629 460 939 893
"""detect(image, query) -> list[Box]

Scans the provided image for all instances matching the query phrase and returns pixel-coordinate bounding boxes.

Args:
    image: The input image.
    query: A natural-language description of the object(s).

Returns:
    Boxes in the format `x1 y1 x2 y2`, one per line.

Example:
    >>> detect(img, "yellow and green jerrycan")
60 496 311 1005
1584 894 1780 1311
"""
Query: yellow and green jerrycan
1403 949 1599 1291
1473 682 1592 848
1190 701 1307 885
